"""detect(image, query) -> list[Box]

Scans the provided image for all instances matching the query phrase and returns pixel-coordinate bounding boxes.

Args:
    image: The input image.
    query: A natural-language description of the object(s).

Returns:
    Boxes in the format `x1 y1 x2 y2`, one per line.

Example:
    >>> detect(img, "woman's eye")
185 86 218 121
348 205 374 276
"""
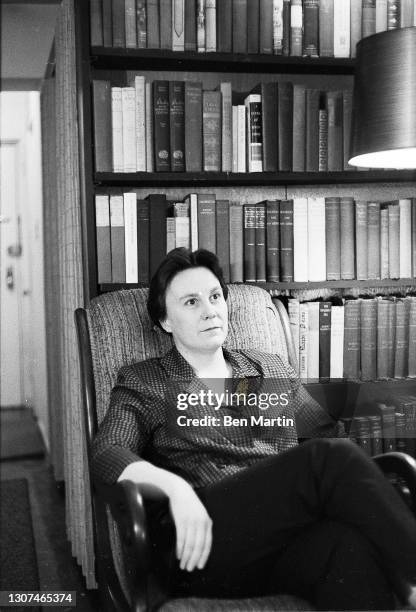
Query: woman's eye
211 293 220 301
185 298 197 306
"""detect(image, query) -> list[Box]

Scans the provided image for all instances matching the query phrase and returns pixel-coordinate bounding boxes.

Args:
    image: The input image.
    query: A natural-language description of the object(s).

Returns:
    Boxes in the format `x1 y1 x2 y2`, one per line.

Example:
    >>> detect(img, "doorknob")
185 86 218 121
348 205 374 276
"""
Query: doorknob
6 267 14 290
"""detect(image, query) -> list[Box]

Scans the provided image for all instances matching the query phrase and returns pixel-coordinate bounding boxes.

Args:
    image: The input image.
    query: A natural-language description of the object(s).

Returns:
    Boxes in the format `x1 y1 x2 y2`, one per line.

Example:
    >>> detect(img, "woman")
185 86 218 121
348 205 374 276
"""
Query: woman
92 248 416 610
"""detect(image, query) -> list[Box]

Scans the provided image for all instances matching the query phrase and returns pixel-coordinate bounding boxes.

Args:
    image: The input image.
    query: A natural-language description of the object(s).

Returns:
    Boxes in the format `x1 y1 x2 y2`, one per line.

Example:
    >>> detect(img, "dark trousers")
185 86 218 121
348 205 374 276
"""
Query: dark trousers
156 439 416 610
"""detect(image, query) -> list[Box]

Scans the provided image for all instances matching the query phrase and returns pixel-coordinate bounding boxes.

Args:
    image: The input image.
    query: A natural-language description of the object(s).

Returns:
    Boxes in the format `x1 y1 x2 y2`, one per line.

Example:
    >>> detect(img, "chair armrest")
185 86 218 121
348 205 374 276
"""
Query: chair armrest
373 452 416 511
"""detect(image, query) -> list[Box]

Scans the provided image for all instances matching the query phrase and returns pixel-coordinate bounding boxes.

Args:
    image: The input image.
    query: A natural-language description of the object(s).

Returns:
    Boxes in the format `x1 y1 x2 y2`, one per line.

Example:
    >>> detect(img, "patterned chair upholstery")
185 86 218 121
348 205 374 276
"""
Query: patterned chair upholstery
76 284 314 611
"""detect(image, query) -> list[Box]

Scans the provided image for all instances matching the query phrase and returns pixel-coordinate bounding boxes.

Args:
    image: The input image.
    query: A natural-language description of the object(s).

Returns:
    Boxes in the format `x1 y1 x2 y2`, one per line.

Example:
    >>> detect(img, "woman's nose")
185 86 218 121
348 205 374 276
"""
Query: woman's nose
201 301 216 319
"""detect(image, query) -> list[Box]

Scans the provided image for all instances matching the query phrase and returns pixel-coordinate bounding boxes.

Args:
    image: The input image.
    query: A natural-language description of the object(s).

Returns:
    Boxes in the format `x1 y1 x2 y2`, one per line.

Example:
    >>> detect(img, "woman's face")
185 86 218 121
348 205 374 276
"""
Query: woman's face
160 267 228 356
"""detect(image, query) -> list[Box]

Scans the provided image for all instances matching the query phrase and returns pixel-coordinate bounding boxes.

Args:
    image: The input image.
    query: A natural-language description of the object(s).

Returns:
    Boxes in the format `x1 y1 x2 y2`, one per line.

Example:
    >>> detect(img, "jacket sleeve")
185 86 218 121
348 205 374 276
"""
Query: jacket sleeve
91 367 154 485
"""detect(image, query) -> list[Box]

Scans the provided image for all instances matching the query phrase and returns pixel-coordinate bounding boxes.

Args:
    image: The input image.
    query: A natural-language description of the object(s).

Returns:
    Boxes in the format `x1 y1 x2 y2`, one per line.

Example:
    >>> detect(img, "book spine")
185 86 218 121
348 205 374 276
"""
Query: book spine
122 87 137 172
259 0 274 53
401 0 413 26
184 0 197 50
202 90 221 172
145 82 153 172
399 199 412 278
319 0 334 57
245 94 263 173
367 201 381 279
330 305 345 378
255 203 267 282
146 0 160 47
123 192 138 283
229 204 244 282
148 193 168 276
355 200 368 280
278 82 293 172
307 197 326 281
136 0 147 48
279 199 294 282
137 199 150 283
307 302 320 380
111 87 123 172
360 299 377 380
288 299 300 367
395 411 407 454
273 0 284 54
333 0 350 57
205 0 216 51
169 81 185 172
386 299 396 378
92 80 112 172
282 0 291 55
394 299 407 378
343 299 361 380
266 200 280 282
216 200 230 282
153 80 171 172
237 105 247 173
377 299 389 379
377 403 396 452
340 197 355 280
166 217 176 252
261 82 278 172
408 297 416 377
303 0 319 56
135 75 146 172
319 302 332 380
159 0 172 48
95 194 112 283
292 85 306 172
293 198 308 282
187 193 199 250
355 417 372 456
299 303 309 379
387 0 400 29
175 217 190 249
172 0 185 51
380 205 389 278
325 197 341 280
305 89 319 172
197 193 216 252
318 107 328 172
112 0 126 46
362 0 376 38
232 106 238 172
125 0 137 47
413 198 416 276
244 204 257 281
197 0 206 51
90 0 104 46
326 91 343 171
368 415 383 456
247 0 260 53
102 0 113 46
350 0 362 57
290 0 303 56
220 82 232 173
184 82 203 172
388 202 400 278
375 0 387 32
233 0 248 53
343 90 353 170
217 0 232 51
110 194 126 282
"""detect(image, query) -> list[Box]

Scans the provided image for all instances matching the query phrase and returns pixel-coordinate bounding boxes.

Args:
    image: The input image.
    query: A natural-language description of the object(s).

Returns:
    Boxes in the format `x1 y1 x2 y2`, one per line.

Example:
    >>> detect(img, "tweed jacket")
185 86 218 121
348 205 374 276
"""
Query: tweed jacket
91 346 342 489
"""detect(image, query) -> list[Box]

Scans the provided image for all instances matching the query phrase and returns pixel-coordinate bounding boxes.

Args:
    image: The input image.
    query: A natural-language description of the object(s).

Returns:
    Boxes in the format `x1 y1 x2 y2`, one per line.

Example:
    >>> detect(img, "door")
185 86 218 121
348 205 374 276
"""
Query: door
0 141 24 407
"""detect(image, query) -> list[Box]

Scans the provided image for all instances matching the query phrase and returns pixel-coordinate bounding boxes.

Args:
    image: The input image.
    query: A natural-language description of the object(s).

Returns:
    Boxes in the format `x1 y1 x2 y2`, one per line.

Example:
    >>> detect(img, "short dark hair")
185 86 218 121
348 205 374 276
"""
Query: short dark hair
147 248 228 331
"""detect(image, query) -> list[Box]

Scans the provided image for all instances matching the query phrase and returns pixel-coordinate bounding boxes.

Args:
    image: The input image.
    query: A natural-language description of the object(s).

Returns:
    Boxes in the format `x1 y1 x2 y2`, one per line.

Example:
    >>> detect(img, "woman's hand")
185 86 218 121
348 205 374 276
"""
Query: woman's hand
168 479 213 572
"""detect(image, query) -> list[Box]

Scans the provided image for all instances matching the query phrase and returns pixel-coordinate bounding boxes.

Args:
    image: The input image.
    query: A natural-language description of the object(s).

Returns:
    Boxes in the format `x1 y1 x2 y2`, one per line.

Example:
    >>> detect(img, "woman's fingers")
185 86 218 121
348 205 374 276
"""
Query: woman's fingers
197 519 212 570
185 518 211 571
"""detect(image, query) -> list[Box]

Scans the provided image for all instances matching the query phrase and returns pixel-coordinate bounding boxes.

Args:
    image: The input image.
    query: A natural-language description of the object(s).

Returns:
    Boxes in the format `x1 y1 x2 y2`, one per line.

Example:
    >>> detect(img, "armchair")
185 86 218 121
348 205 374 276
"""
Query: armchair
75 285 416 612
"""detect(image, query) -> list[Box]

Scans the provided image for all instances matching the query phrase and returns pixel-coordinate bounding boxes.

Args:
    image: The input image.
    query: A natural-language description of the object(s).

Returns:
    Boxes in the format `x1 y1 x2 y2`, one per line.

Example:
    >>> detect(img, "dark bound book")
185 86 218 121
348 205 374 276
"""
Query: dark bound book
202 90 221 172
252 82 278 172
279 199 294 282
319 0 334 56
147 193 168 276
355 200 368 280
247 0 260 53
305 89 320 172
282 0 291 56
303 0 319 56
159 0 172 49
388 202 400 279
376 403 396 453
184 0 197 50
292 85 306 171
367 201 380 279
112 0 125 46
169 81 185 172
326 91 343 171
102 0 113 46
90 0 104 46
146 0 160 48
368 415 383 456
184 82 202 172
136 199 149 284
136 0 147 48
217 0 232 52
197 194 216 253
244 204 257 282
319 302 332 380
230 204 244 282
343 299 361 380
153 80 171 172
340 197 355 280
92 80 112 173
278 82 293 172
232 0 248 53
255 202 266 282
325 197 341 280
360 299 377 381
259 0 273 54
394 299 407 379
216 200 230 283
266 200 280 282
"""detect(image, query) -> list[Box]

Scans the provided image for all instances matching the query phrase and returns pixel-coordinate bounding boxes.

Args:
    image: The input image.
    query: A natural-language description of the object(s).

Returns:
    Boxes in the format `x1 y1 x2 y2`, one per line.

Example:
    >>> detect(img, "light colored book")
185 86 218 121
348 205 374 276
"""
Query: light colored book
121 87 136 172
299 303 309 380
307 197 326 281
244 94 263 173
330 305 344 378
166 218 176 253
307 301 320 380
197 0 205 51
184 193 198 250
375 0 387 32
175 217 190 248
237 104 247 173
293 198 308 282
134 76 146 172
334 0 350 58
125 0 137 47
172 0 185 50
205 0 216 51
232 106 238 173
350 0 362 58
220 82 232 172
123 192 138 283
145 82 153 172
288 299 300 367
380 206 389 279
399 198 412 278
111 87 123 172
273 0 284 54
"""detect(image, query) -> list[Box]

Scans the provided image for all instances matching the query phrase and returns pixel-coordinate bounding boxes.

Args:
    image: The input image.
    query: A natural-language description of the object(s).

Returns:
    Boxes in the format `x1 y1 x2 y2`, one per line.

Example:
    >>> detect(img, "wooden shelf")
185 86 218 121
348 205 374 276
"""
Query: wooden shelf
94 170 416 188
91 47 355 74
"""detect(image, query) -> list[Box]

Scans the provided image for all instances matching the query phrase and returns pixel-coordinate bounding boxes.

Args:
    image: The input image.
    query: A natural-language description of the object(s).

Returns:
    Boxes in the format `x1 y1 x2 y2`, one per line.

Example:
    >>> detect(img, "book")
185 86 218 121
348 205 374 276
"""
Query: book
145 82 153 172
229 203 244 282
279 199 294 282
166 217 176 252
367 201 380 279
326 91 343 171
245 93 263 172
233 0 248 53
247 0 260 53
343 90 353 170
387 0 400 30
307 302 320 380
110 193 125 283
282 0 291 55
184 193 198 250
319 0 334 57
378 298 396 379
137 199 150 283
394 299 407 378
339 197 355 280
184 0 197 50
388 202 400 278
136 0 147 47
169 81 185 172
375 0 387 32
255 202 267 282
319 302 332 380
325 197 341 280
292 85 306 172
148 193 168 276
376 403 396 452
203 90 221 172
343 299 361 380
95 194 112 283
307 197 326 281
92 80 112 172
272 0 284 55
408 297 416 377
217 0 232 52
293 198 308 282
288 298 300 367
350 0 362 57
216 200 230 282
197 193 216 252
184 82 203 172
153 80 170 172
254 82 278 172
232 106 238 172
122 87 136 172
266 200 280 282
112 0 126 46
172 0 185 51
197 0 205 51
290 0 303 56
401 0 413 26
299 303 309 379
205 0 216 51
134 75 146 172
362 0 376 38
173 201 190 248
333 0 350 57
354 416 372 456
123 192 138 283
125 0 137 47
368 415 383 456
90 0 104 46
305 89 320 172
146 0 160 47
220 82 232 172
259 0 274 53
360 299 377 380
380 205 389 279
318 104 328 172
244 204 257 281
399 199 412 278
412 199 416 276
236 105 247 173
355 200 368 280
111 87 123 172
330 305 344 379
277 82 293 172
102 0 112 46
303 0 319 56
159 0 172 49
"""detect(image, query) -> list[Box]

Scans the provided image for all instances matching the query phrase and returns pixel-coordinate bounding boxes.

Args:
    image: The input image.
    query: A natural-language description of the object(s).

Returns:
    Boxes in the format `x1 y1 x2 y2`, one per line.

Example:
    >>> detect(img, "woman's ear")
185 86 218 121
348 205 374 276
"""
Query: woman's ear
160 317 172 334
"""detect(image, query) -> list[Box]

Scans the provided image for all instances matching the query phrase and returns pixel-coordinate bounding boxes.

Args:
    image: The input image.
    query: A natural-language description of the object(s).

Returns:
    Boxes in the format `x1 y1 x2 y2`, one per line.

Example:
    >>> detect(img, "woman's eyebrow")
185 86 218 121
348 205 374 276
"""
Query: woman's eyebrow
178 286 221 300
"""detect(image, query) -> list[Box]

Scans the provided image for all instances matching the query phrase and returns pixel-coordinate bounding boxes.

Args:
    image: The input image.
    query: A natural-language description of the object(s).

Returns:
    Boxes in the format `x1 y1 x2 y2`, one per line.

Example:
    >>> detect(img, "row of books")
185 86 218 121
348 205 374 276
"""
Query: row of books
95 192 416 285
90 0 416 58
342 397 416 459
93 77 354 174
286 296 416 381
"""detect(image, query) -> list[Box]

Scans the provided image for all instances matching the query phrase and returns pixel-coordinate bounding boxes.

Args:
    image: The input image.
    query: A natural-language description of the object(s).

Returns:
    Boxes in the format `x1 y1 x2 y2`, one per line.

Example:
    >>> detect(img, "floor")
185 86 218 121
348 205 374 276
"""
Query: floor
1 453 100 610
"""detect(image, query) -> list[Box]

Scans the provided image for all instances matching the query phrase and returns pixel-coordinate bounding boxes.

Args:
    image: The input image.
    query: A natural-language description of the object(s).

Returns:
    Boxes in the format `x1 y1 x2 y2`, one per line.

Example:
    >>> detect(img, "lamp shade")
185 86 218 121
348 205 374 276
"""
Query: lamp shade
349 27 416 169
